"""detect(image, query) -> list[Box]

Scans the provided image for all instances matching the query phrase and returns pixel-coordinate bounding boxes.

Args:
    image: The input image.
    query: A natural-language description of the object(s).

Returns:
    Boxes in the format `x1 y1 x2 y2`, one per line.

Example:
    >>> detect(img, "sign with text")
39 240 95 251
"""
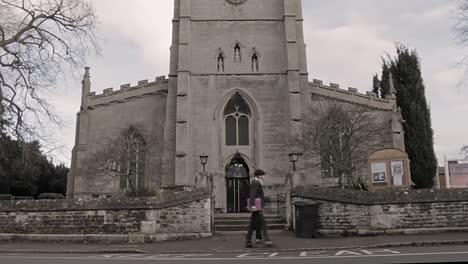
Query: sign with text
368 149 410 190
371 162 387 183
391 161 405 186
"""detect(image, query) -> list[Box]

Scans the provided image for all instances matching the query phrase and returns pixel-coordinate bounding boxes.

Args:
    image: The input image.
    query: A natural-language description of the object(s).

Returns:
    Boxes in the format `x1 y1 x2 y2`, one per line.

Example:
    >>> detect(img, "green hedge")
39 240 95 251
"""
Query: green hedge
0 194 13 200
37 193 65 200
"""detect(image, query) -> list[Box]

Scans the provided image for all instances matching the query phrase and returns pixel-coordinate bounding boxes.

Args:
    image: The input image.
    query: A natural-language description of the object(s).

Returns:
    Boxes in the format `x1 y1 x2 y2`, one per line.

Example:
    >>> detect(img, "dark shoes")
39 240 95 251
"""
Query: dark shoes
246 239 273 248
264 240 273 247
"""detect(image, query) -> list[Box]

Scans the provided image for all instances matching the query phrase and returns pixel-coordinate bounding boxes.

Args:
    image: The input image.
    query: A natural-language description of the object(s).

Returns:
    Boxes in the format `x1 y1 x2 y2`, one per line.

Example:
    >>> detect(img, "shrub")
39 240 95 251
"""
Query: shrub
342 176 369 191
0 194 13 200
37 193 65 200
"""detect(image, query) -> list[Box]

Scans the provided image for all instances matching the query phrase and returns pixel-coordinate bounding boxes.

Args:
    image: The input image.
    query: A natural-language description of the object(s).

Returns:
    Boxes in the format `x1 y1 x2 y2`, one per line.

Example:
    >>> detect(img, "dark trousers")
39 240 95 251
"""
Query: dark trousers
246 211 270 242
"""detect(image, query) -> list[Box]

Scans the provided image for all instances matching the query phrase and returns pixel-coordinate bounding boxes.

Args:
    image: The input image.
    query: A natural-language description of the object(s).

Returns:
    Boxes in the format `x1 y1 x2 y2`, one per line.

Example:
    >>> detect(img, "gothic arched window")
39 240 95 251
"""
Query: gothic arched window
224 93 251 146
117 126 146 194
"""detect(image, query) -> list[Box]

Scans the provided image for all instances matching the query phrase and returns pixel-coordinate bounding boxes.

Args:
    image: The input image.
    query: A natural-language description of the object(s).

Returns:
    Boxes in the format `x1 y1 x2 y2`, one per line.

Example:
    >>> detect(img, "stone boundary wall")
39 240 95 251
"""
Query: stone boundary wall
293 187 468 236
0 189 212 243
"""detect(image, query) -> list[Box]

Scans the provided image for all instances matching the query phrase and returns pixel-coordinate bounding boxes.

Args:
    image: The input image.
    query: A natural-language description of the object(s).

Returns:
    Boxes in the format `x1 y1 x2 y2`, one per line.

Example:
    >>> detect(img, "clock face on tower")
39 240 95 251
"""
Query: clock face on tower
226 0 247 4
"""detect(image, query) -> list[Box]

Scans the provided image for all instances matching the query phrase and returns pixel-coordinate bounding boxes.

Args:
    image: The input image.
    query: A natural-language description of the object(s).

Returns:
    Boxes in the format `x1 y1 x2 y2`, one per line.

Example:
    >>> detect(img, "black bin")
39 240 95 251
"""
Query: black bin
294 201 320 238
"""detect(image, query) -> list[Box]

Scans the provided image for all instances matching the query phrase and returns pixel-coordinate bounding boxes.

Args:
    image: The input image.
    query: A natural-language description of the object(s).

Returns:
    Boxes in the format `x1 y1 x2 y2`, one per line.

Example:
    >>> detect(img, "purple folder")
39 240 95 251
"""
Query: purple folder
247 198 263 211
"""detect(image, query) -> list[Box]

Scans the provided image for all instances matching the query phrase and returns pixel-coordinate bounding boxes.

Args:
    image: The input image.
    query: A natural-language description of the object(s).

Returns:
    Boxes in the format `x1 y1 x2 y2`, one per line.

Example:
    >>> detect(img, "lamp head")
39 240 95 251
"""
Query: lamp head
199 153 208 165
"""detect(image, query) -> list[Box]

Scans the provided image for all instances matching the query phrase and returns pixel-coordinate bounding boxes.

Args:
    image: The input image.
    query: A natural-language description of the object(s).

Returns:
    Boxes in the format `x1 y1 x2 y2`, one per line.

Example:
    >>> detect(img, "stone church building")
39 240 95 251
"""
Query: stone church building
67 0 405 213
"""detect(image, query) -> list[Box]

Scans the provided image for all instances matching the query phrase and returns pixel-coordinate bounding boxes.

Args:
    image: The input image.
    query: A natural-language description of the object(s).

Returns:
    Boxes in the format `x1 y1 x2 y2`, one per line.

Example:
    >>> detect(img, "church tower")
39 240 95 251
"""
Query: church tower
163 0 309 212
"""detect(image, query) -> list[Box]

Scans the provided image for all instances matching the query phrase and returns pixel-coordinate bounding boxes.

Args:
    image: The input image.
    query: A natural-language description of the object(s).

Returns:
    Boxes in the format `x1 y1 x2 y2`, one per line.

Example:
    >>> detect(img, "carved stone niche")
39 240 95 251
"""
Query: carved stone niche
232 41 245 63
215 48 226 73
249 47 260 72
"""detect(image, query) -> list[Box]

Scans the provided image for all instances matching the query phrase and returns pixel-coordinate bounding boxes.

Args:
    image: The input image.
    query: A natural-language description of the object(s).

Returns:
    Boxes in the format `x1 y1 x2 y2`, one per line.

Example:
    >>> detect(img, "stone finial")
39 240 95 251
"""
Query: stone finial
82 67 91 87
84 66 90 78
391 106 406 151
81 67 91 110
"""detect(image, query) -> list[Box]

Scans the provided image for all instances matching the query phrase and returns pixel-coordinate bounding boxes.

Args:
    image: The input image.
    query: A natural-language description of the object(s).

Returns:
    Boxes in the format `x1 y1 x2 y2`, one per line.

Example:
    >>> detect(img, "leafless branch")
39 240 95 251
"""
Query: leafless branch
462 145 468 160
453 0 468 88
295 101 388 189
0 0 99 141
81 123 158 197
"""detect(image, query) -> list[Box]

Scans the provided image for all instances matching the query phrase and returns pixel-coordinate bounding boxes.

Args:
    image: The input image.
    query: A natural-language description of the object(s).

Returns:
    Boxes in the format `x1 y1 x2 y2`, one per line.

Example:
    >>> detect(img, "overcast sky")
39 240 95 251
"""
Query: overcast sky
51 0 468 165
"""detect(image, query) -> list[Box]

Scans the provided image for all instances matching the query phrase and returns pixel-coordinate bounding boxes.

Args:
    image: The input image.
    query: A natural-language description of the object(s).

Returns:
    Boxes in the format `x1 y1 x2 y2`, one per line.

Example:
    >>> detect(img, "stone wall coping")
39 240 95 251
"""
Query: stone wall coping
0 189 211 213
309 79 389 103
293 187 468 205
88 76 168 99
308 79 394 110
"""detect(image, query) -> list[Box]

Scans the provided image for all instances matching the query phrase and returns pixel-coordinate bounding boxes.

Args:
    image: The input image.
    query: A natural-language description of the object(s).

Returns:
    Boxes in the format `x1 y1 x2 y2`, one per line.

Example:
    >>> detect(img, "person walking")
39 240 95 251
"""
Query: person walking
245 169 272 248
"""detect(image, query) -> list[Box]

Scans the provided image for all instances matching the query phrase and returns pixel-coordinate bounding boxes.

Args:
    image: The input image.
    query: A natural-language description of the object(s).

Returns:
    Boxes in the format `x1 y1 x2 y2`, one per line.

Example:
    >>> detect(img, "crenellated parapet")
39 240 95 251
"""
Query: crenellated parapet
85 76 169 109
308 79 393 110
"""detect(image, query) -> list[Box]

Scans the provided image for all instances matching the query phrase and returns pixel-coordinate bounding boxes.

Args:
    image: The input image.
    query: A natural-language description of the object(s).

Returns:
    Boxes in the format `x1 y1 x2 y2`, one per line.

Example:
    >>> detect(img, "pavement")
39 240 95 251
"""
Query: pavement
0 231 467 254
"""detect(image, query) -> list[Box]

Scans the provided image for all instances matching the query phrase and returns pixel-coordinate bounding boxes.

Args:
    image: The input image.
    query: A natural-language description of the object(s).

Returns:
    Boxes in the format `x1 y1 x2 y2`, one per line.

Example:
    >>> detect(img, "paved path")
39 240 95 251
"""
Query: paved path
0 231 467 254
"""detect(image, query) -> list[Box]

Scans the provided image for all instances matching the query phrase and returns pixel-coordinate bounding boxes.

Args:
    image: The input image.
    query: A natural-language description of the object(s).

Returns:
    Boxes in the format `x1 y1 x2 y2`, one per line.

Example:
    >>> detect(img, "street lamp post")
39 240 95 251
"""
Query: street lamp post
288 152 302 172
286 152 302 231
200 153 208 173
199 153 215 234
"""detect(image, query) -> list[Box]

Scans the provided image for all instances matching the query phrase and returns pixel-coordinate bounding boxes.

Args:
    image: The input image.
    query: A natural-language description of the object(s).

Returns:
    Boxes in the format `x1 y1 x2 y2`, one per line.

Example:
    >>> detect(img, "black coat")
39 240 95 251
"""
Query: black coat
249 179 265 207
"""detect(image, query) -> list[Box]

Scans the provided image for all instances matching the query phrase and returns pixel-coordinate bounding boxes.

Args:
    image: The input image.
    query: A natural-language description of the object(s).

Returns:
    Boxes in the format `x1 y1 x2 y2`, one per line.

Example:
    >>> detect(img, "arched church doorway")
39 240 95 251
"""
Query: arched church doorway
225 154 250 213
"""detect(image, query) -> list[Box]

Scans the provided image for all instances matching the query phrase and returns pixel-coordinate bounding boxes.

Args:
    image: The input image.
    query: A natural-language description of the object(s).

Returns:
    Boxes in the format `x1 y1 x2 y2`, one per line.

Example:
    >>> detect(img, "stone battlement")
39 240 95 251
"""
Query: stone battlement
88 76 168 99
310 79 390 102
308 79 393 110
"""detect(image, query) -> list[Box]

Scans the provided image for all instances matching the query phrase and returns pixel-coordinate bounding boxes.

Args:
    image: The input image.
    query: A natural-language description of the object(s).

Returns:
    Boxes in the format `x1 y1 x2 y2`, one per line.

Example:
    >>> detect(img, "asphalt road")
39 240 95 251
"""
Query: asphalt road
2 245 468 264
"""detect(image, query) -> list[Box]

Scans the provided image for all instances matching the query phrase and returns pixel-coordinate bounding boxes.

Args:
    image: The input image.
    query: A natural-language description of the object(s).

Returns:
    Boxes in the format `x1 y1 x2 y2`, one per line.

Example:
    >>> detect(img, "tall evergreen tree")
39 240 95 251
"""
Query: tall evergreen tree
372 74 381 97
0 135 68 196
380 61 391 98
381 44 437 188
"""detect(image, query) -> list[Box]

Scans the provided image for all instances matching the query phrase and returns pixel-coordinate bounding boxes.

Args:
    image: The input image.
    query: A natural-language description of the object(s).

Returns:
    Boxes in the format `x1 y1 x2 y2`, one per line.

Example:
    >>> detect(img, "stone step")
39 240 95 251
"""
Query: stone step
214 229 285 235
215 219 285 225
214 213 286 233
215 214 284 221
215 223 285 232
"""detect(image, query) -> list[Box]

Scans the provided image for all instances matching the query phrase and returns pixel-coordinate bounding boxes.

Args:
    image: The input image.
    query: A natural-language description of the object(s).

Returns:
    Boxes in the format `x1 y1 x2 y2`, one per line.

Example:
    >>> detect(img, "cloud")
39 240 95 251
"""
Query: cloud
304 23 394 90
92 0 174 66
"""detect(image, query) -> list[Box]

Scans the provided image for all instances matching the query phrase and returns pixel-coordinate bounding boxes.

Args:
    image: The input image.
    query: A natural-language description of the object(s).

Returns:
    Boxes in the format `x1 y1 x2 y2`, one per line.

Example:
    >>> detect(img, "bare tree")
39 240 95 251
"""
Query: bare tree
0 0 98 140
462 145 468 160
453 0 468 86
81 124 157 197
455 1 468 46
296 101 388 190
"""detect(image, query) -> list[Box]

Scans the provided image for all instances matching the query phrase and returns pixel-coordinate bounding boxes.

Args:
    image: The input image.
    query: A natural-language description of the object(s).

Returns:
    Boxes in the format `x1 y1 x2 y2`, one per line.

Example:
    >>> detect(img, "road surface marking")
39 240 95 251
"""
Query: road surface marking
299 251 328 257
237 253 270 258
361 249 400 255
335 250 362 256
2 250 468 261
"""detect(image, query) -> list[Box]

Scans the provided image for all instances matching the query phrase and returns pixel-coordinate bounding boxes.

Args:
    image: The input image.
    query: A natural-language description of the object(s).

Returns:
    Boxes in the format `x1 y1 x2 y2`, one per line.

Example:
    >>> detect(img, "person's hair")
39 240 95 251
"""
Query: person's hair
254 169 266 177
